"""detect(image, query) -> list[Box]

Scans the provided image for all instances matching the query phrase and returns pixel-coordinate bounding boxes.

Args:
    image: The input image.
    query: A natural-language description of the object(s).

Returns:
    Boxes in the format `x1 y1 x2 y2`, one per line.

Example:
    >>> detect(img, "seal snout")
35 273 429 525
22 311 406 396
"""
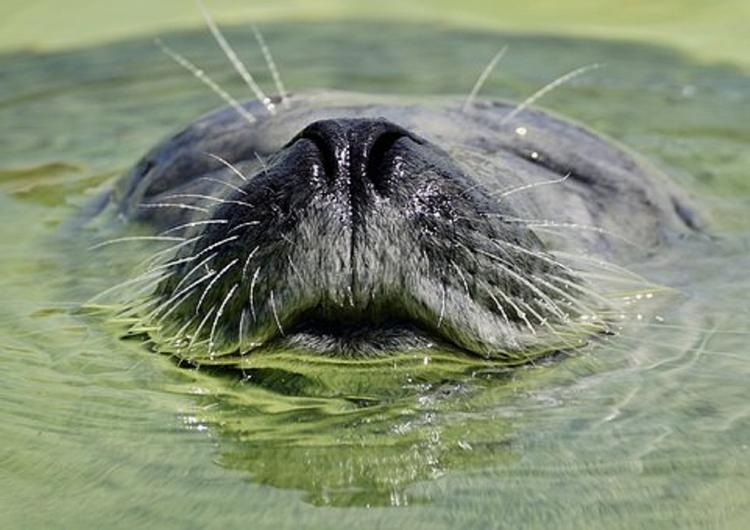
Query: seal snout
143 113 601 361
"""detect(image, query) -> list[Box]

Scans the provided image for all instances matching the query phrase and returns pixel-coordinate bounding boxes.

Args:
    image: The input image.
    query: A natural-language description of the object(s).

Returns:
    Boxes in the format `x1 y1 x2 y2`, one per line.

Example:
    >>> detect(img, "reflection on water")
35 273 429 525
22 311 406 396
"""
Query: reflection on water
1 22 749 529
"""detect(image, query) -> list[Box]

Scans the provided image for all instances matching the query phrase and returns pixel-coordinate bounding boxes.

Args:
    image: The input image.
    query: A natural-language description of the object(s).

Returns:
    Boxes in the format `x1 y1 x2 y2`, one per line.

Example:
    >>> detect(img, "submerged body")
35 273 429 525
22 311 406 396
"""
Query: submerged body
97 90 700 366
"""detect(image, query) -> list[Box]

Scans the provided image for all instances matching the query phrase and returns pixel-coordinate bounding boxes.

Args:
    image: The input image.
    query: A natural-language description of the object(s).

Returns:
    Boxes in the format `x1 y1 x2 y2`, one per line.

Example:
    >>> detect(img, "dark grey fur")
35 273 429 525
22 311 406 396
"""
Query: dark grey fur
105 91 699 362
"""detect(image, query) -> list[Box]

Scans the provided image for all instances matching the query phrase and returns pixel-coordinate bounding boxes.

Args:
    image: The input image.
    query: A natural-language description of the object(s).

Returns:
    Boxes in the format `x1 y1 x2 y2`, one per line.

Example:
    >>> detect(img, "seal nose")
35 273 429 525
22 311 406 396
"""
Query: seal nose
293 118 414 194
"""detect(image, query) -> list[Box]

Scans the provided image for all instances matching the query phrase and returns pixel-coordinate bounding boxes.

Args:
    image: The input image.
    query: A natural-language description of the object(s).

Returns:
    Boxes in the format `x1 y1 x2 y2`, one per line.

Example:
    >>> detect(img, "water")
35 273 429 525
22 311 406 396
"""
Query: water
1 20 749 529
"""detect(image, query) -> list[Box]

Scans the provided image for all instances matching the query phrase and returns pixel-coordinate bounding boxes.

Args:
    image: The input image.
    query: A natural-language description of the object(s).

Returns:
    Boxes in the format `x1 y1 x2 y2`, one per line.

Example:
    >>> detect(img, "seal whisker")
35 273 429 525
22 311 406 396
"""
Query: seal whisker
516 299 575 349
113 268 173 297
249 266 261 321
286 254 304 284
116 296 162 319
462 45 508 112
144 248 211 276
85 270 165 304
544 271 617 307
485 289 511 327
196 0 276 115
154 38 257 126
209 283 238 355
458 243 536 333
254 152 269 173
153 281 210 326
170 236 239 275
241 246 260 280
161 193 254 209
549 250 651 282
195 258 238 314
531 274 600 317
171 251 219 293
151 270 216 322
251 25 289 108
471 246 568 320
489 237 575 276
269 289 285 336
160 220 228 236
457 182 484 199
140 236 204 269
203 152 250 182
486 290 532 355
518 299 549 328
495 286 535 334
197 176 248 195
437 283 447 328
487 237 608 312
450 260 471 294
170 315 197 349
123 273 174 301
238 308 248 351
500 63 602 125
188 305 217 352
532 226 641 250
491 173 570 199
140 201 209 214
575 270 665 289
87 235 185 251
229 221 261 234
486 215 642 249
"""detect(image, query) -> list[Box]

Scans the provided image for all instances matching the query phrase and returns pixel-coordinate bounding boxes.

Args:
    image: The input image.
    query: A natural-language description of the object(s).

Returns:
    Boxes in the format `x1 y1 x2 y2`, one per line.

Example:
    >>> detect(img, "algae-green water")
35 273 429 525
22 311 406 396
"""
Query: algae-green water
1 7 749 530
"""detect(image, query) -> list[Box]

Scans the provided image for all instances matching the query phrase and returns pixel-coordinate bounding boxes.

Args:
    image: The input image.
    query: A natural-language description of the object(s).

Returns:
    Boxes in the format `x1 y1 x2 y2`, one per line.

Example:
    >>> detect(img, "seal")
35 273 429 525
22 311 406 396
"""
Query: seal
97 87 700 366
88 14 701 367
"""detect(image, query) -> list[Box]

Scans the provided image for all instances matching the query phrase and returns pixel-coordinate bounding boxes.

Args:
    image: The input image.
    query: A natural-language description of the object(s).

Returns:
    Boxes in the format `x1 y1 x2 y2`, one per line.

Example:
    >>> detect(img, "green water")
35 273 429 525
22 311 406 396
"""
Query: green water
1 19 749 530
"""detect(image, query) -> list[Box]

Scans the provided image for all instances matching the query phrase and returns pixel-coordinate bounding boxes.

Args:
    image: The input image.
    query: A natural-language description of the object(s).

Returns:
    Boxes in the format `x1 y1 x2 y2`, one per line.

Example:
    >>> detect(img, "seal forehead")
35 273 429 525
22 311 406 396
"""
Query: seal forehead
198 91 510 155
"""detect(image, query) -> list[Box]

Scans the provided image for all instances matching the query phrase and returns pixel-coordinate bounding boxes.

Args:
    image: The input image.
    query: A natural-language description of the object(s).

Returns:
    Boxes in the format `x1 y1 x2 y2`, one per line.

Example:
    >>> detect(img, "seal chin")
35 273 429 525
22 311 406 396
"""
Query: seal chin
143 117 602 363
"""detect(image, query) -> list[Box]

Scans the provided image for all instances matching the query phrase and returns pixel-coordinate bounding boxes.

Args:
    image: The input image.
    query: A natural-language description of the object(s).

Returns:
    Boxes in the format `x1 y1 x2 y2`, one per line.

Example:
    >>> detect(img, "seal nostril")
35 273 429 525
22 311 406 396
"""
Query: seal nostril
296 129 339 181
365 131 406 195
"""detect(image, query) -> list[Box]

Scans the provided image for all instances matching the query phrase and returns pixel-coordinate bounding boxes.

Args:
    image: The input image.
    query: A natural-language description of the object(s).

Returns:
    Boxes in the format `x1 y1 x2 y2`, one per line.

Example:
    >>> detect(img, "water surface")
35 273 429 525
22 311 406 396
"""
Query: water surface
1 20 749 529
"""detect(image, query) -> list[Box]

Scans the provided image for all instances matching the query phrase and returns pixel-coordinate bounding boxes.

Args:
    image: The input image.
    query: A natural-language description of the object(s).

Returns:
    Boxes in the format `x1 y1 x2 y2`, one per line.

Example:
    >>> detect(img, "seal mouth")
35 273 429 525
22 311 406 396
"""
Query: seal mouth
131 116 606 364
261 317 456 357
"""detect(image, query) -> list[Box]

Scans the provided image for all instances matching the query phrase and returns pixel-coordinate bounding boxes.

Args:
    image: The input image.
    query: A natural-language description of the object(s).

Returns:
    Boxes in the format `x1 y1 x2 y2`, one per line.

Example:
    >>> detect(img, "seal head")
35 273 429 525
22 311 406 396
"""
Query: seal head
107 92 699 364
